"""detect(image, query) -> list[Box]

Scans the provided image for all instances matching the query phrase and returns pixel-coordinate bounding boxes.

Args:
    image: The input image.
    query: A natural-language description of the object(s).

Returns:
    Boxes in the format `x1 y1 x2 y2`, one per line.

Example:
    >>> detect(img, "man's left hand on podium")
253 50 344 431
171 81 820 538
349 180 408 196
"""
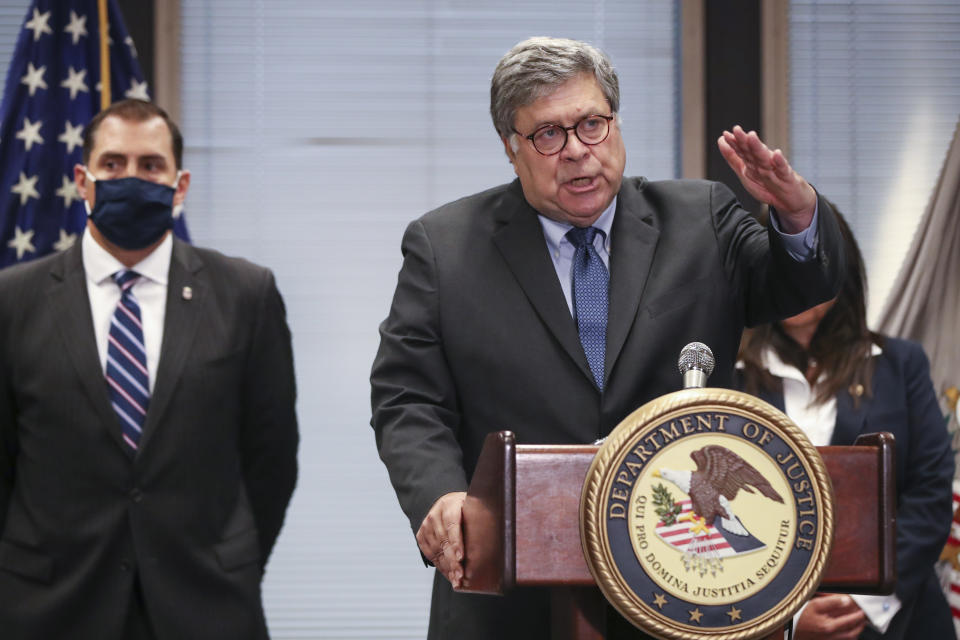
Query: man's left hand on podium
417 491 467 589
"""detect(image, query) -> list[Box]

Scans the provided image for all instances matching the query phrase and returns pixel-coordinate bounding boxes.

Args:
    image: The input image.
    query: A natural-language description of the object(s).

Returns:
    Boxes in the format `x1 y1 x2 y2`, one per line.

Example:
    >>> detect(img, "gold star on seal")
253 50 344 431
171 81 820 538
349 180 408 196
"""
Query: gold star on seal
688 608 703 623
727 606 743 622
652 593 667 609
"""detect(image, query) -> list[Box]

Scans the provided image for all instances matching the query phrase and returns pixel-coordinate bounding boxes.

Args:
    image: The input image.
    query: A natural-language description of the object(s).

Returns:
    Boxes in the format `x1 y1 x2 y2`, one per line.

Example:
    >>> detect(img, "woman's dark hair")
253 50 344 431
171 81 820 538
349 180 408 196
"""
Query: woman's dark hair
738 206 882 406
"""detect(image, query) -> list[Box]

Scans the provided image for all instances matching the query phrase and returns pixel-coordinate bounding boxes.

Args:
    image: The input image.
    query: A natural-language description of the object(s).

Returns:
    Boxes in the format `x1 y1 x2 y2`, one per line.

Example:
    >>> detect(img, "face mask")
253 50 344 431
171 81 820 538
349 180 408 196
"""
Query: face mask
84 169 180 250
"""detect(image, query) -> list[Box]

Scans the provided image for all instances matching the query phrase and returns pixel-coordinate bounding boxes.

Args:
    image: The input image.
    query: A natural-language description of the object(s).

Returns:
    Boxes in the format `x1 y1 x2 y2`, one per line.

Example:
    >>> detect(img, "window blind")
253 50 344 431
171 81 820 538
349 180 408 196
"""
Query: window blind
179 1 679 637
789 0 960 323
0 2 28 104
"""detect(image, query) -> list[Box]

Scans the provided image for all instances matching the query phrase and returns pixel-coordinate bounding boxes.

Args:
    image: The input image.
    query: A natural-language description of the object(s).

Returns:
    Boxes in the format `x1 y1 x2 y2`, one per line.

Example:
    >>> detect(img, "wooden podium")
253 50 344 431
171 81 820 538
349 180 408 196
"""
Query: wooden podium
459 430 896 640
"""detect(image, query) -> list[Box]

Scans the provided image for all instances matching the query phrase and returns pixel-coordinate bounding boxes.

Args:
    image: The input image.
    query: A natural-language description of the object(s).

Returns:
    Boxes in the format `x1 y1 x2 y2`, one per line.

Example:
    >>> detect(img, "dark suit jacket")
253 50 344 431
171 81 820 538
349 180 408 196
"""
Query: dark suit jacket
0 238 299 639
371 177 844 640
745 337 954 640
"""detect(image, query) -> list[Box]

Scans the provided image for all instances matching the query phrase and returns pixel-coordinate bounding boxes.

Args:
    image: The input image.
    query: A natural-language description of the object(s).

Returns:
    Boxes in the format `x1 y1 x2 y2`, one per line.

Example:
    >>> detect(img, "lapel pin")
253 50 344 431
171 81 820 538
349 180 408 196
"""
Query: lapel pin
182 286 193 301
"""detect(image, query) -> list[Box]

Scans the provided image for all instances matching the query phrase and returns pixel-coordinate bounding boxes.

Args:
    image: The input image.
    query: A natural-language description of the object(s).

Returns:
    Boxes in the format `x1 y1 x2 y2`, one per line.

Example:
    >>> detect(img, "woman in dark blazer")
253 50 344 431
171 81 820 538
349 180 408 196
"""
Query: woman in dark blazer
737 212 954 640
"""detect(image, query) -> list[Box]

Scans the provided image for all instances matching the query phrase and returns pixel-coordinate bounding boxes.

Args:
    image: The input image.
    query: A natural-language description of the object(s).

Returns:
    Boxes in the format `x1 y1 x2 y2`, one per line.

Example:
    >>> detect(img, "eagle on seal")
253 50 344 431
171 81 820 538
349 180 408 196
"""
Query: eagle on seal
655 445 784 536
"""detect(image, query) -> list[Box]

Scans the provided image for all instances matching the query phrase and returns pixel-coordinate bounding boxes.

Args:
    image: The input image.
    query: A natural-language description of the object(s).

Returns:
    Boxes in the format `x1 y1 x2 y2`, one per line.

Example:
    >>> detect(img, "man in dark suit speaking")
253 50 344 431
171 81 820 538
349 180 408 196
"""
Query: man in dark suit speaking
371 37 844 638
0 99 298 639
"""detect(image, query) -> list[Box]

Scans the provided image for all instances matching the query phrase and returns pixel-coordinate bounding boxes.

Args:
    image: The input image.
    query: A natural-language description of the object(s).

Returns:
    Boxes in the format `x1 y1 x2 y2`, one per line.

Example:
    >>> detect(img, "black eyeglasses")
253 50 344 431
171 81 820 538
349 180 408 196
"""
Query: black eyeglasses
514 114 615 156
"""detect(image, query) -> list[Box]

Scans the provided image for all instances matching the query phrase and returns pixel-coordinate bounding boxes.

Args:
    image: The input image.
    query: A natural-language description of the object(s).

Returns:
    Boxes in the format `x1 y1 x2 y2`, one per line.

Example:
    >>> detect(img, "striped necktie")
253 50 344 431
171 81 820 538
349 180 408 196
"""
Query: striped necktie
106 270 150 451
567 226 609 390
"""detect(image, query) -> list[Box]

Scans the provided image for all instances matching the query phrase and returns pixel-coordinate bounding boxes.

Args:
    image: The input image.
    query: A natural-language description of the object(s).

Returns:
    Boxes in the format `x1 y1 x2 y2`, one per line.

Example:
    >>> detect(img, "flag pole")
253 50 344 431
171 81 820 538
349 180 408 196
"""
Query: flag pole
98 0 111 109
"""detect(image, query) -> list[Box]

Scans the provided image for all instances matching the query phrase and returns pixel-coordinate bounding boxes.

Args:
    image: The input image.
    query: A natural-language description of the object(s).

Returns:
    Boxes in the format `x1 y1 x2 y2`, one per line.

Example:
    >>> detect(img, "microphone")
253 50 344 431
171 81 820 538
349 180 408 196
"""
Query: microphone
678 342 715 389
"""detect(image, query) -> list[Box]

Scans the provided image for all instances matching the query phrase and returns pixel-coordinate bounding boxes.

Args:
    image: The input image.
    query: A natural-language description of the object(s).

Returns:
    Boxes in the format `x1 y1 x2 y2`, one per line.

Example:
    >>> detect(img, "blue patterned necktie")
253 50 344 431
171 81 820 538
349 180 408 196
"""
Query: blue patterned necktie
106 270 150 451
567 226 609 390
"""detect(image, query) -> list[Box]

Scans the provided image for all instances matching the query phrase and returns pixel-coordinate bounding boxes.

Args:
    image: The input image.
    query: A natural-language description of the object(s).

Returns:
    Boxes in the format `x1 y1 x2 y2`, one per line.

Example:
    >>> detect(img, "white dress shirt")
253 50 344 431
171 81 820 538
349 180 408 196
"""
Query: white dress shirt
81 230 172 393
538 198 616 315
759 345 902 634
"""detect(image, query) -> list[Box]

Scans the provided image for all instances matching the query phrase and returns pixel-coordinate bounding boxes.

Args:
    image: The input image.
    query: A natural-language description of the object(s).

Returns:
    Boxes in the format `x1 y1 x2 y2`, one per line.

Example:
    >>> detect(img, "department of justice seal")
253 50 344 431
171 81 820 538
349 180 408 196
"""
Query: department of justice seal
581 388 834 639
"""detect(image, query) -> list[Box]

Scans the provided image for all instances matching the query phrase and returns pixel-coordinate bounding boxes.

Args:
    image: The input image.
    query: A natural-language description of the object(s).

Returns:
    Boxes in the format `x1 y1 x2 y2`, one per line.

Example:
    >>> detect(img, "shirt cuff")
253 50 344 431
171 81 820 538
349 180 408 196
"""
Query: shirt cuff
850 593 902 633
792 601 809 634
769 201 819 262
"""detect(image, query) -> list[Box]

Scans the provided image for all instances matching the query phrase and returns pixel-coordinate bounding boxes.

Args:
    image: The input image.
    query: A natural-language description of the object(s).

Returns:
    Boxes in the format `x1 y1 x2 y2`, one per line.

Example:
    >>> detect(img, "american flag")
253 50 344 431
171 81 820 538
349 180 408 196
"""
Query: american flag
0 0 189 269
938 482 960 636
655 499 765 557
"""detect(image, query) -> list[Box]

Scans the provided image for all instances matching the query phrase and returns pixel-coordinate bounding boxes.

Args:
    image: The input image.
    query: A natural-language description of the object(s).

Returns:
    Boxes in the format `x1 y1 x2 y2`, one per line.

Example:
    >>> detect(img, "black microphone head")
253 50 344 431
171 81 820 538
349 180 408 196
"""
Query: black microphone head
678 342 715 377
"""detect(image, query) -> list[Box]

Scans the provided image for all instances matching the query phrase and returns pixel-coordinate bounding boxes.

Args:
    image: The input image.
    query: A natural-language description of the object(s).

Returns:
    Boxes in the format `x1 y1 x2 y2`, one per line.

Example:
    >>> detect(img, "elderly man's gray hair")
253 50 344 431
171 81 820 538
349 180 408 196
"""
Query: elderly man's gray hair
490 37 620 145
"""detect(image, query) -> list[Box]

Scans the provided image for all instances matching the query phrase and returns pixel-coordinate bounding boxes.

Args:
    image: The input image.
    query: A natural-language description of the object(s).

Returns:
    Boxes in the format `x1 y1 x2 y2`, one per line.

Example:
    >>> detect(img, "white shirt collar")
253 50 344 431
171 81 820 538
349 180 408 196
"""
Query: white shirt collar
81 228 173 286
760 347 807 383
538 196 617 255
758 341 883 383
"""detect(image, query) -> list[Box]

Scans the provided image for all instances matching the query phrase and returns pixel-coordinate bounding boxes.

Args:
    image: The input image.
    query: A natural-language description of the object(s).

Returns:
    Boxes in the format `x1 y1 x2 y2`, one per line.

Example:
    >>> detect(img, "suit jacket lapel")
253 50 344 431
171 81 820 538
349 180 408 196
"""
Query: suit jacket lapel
765 380 866 446
138 239 206 452
759 386 787 413
48 244 132 455
766 382 866 446
604 184 659 383
492 182 594 385
831 390 868 446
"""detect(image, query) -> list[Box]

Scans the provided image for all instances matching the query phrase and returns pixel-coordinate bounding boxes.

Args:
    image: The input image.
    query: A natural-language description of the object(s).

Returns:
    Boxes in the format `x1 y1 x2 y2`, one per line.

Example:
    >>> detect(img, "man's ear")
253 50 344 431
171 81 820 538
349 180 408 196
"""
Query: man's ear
503 135 517 159
74 163 90 200
501 135 518 173
173 169 191 206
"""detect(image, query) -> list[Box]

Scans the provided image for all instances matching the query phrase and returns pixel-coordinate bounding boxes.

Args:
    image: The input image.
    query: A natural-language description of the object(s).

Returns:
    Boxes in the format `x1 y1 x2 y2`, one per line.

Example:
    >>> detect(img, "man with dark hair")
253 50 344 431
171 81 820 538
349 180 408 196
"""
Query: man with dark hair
0 99 298 639
81 99 184 169
371 37 845 639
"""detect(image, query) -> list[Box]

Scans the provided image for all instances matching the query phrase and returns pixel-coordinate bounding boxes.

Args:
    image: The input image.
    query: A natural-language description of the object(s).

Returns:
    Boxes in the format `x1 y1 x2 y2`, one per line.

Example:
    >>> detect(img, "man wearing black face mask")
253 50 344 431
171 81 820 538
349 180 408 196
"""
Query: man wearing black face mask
0 99 299 640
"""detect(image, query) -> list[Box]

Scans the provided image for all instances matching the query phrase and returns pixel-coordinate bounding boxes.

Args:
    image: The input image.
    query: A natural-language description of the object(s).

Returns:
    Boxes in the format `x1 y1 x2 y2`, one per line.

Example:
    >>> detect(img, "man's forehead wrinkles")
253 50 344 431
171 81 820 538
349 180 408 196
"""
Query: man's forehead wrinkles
528 107 606 132
515 79 610 132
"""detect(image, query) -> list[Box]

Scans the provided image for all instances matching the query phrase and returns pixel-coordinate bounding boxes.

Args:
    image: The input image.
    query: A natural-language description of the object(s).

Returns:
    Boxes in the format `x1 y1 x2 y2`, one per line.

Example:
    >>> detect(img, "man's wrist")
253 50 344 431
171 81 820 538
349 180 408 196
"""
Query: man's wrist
770 201 820 262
